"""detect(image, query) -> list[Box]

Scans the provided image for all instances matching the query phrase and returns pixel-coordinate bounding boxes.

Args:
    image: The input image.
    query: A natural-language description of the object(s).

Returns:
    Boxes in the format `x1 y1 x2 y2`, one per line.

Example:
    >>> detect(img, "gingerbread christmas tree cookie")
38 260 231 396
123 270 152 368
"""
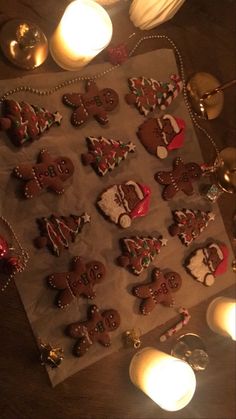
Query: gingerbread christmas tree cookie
34 213 91 256
0 99 62 146
169 209 215 246
117 236 167 275
81 136 135 176
125 74 183 116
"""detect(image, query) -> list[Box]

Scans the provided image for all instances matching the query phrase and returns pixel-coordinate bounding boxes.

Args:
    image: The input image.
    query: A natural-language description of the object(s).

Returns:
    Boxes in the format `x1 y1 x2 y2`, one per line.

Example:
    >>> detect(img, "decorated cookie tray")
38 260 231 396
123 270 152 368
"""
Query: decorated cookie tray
0 48 235 386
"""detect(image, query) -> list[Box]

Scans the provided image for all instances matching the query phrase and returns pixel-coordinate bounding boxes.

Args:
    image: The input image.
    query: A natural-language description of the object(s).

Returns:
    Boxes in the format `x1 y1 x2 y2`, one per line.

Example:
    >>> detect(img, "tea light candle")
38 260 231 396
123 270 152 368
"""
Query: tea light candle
129 347 196 411
49 0 113 71
206 297 236 340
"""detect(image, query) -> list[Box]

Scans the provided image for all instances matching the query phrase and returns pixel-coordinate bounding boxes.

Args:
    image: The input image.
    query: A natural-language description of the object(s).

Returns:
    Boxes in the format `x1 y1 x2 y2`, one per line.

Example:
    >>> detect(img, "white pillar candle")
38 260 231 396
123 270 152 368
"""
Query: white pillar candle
50 0 113 71
206 297 236 340
129 347 196 411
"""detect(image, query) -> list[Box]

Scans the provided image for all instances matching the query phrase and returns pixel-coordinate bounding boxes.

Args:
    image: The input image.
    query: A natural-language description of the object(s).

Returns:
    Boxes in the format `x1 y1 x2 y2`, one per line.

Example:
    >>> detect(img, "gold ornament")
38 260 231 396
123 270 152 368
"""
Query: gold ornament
124 328 142 349
39 340 64 368
0 19 48 70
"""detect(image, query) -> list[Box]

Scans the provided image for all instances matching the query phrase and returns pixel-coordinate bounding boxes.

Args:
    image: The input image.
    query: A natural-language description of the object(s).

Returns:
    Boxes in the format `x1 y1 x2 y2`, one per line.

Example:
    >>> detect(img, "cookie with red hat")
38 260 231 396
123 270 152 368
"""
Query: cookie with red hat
184 241 228 286
138 114 185 159
97 180 151 228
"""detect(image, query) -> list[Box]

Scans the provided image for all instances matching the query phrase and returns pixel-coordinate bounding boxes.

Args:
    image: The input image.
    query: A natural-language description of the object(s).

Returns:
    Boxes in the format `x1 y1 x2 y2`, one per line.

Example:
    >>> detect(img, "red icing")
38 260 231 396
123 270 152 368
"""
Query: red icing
215 244 229 276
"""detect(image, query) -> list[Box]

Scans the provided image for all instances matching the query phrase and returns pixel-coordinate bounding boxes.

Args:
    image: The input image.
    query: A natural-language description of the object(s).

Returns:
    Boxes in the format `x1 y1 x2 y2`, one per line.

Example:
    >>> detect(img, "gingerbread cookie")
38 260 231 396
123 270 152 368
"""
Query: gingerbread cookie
185 242 228 286
34 213 91 256
154 157 202 200
97 180 151 228
117 236 167 275
81 136 136 176
66 304 120 357
13 149 74 199
169 209 215 246
0 99 62 147
47 256 106 308
62 80 119 127
125 74 183 116
137 114 185 159
133 268 182 315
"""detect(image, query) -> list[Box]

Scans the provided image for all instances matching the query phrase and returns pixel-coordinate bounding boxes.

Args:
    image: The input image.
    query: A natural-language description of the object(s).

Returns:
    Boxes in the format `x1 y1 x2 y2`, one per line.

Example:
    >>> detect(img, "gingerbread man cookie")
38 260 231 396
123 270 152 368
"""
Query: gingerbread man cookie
185 241 228 286
66 304 120 357
137 114 185 159
13 149 74 199
47 256 106 308
0 99 62 147
154 157 202 200
34 213 91 256
133 268 182 315
62 80 119 127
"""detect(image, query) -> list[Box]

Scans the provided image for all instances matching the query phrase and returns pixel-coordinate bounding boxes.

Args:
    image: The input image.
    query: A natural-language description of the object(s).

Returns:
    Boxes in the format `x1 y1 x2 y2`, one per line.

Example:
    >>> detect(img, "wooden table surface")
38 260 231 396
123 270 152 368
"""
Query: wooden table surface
0 1 235 418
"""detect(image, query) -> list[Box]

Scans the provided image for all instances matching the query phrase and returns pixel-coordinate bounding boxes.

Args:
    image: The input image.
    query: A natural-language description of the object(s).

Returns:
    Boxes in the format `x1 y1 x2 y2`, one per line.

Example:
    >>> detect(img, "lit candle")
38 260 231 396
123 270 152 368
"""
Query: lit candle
129 347 196 411
49 0 113 71
206 297 236 340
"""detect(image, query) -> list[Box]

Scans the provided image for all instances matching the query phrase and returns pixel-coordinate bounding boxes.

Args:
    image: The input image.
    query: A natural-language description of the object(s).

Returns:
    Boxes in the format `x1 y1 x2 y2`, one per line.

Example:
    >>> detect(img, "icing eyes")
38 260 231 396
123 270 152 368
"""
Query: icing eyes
111 322 116 328
61 160 66 164
97 273 101 279
94 265 98 270
109 314 113 319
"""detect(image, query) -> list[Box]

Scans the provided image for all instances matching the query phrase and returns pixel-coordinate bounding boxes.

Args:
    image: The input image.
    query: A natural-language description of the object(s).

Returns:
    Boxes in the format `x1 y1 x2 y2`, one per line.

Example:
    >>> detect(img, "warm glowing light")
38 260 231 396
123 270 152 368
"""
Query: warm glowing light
129 347 196 412
207 297 236 340
49 0 113 70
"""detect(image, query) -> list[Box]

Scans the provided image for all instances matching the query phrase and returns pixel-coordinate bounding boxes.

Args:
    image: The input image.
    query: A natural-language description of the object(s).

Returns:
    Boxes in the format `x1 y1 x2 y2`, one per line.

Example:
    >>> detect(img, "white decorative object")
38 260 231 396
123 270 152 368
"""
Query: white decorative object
50 0 113 71
94 0 121 4
129 347 196 411
206 297 236 340
129 0 186 30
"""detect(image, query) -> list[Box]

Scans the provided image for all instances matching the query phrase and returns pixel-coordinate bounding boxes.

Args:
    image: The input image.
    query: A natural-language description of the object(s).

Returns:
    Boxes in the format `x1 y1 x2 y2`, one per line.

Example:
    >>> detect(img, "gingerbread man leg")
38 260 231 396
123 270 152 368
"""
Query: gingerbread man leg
24 179 42 199
71 107 90 127
73 337 91 357
57 288 74 308
140 297 156 315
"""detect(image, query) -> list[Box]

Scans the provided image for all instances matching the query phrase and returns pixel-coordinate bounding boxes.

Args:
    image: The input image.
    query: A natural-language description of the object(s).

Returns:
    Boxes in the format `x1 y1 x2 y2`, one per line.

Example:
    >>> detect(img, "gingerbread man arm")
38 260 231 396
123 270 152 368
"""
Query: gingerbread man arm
154 171 173 185
67 320 89 339
85 80 99 95
38 149 53 164
71 256 84 271
13 164 34 180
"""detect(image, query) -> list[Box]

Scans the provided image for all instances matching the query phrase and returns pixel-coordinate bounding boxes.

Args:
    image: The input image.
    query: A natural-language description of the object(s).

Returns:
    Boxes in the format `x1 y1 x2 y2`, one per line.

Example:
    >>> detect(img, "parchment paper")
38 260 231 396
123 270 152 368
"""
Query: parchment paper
0 49 235 387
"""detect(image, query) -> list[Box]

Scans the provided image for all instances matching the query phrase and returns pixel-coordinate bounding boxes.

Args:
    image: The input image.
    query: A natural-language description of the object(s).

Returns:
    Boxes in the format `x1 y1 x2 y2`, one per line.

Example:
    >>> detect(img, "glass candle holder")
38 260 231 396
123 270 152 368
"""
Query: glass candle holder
206 297 236 340
129 347 196 411
50 0 113 71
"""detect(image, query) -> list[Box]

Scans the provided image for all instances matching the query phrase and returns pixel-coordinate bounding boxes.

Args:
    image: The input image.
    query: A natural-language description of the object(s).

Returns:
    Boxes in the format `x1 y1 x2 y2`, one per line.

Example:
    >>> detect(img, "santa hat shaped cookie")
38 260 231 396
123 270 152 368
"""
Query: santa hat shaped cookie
138 114 185 159
185 241 229 286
